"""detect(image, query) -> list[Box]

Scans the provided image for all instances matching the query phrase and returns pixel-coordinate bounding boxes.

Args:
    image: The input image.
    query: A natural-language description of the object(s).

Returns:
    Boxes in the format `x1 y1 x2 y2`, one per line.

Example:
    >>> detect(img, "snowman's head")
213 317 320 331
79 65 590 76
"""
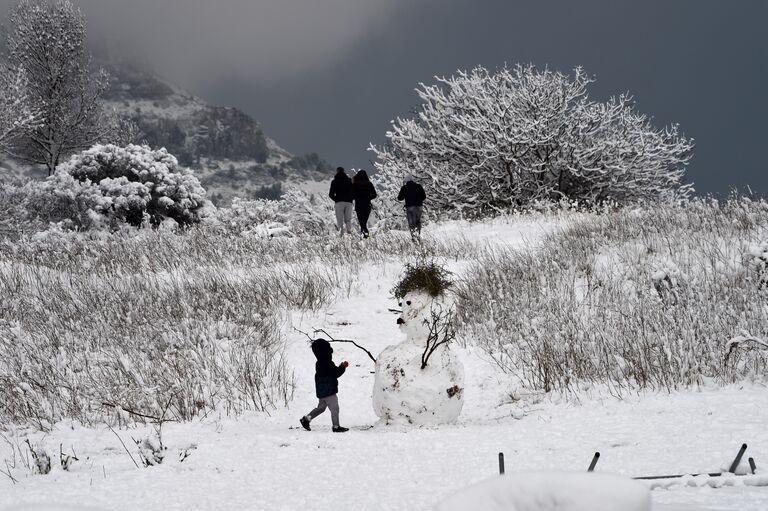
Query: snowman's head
396 291 434 338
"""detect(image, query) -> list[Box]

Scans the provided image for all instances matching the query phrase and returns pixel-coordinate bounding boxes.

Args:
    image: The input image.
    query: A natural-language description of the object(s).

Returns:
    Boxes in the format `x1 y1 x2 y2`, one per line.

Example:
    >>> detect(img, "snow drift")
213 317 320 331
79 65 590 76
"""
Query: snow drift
434 472 651 511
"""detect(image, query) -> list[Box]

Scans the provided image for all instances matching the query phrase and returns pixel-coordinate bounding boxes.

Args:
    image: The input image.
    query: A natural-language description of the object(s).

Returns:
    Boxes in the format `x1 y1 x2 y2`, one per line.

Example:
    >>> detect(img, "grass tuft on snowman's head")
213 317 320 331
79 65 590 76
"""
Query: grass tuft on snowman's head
393 262 452 299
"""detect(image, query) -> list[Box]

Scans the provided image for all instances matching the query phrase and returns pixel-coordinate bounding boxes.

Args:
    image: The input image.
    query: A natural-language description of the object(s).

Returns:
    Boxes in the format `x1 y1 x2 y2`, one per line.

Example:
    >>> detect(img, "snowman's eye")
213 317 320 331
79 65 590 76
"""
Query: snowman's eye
398 302 402 307
406 301 411 306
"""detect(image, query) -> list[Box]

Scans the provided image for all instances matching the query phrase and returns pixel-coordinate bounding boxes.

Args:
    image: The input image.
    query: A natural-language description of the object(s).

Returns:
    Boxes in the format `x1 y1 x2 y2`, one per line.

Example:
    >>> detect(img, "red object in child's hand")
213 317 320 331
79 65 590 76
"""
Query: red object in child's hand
342 361 349 368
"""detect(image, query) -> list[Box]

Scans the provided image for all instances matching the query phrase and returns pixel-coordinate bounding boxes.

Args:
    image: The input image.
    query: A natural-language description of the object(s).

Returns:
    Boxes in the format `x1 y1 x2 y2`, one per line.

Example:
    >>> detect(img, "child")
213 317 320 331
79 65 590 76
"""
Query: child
300 338 350 432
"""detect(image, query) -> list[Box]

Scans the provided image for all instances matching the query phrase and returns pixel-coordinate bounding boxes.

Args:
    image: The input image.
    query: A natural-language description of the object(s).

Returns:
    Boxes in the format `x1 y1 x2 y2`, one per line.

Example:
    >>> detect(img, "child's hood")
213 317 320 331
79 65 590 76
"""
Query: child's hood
311 338 333 361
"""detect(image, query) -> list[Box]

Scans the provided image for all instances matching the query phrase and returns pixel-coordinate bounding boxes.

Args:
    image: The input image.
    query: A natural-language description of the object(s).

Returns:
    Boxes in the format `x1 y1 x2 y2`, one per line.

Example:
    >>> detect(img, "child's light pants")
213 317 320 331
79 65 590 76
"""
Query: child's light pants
308 394 340 427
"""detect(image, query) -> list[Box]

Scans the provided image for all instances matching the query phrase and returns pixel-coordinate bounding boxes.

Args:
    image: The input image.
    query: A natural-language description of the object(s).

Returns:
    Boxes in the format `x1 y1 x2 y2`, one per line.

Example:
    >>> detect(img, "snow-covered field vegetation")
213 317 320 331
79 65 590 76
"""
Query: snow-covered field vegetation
0 206 472 427
460 198 768 393
1 198 767 510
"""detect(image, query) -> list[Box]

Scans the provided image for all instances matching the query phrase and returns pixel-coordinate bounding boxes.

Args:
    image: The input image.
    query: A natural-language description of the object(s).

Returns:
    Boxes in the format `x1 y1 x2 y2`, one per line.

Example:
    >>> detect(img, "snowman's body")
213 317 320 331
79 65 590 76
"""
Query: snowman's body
372 291 464 425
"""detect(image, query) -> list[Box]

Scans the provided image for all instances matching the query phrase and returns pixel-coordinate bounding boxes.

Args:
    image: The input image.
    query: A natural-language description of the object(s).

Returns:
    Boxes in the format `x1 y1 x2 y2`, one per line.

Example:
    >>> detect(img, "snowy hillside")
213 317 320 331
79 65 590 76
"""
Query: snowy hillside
100 61 330 205
1 207 767 511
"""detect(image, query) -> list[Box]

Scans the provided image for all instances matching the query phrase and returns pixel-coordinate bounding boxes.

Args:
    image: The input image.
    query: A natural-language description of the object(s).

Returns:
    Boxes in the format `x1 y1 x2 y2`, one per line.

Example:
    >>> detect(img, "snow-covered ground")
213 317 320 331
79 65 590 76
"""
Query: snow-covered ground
1 218 766 511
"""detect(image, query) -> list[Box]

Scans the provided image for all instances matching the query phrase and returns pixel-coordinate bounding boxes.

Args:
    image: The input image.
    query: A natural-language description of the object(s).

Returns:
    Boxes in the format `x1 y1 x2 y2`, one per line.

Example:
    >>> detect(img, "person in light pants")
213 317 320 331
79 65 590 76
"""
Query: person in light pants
397 174 427 240
329 166 354 235
335 202 353 235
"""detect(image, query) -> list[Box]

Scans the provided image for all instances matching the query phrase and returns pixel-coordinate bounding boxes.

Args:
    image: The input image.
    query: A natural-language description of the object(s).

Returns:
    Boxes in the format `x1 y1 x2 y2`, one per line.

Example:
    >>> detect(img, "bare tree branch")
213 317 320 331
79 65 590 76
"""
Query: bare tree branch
302 328 376 364
421 302 456 369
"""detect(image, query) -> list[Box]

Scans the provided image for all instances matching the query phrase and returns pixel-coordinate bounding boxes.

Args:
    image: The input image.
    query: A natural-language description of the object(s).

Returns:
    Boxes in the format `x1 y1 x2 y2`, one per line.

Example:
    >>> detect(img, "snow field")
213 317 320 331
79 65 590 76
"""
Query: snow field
2 274 766 510
1 214 767 510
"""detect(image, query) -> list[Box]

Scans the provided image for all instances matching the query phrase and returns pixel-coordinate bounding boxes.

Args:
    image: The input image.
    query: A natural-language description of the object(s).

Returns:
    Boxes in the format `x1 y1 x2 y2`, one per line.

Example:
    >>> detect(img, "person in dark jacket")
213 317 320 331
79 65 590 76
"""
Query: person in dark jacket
397 174 427 239
300 338 349 432
329 167 354 236
352 170 377 238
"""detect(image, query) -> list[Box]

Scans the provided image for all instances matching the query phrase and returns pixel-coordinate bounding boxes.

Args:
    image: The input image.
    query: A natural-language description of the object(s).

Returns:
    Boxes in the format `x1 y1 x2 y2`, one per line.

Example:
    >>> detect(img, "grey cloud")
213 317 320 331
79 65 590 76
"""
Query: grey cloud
74 0 416 88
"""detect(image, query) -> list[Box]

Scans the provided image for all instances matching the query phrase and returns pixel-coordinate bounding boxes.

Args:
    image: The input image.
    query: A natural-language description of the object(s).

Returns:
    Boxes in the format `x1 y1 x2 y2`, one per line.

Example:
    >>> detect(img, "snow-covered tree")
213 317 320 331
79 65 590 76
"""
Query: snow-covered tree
6 0 130 175
0 65 40 155
370 65 694 215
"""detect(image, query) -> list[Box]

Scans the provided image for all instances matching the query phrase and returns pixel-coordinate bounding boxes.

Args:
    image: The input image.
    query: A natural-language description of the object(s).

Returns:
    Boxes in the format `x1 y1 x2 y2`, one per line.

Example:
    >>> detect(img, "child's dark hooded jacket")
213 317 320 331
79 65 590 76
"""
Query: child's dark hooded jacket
312 339 346 398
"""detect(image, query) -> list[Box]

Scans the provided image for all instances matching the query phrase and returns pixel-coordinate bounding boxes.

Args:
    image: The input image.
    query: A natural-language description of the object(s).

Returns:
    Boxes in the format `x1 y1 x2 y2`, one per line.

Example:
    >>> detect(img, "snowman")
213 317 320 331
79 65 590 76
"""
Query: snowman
372 284 465 425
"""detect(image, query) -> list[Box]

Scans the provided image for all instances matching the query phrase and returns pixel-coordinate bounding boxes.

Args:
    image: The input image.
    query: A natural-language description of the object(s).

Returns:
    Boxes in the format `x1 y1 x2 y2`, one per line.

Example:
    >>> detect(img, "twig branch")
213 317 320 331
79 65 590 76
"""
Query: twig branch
314 328 377 364
101 402 176 424
294 327 314 343
106 425 139 470
155 392 178 450
0 462 18 484
421 303 456 369
294 326 377 363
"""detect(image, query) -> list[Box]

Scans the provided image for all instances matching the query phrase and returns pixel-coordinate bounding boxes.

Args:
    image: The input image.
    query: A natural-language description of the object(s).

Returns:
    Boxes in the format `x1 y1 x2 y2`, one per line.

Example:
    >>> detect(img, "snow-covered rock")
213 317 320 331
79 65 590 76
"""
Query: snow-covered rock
372 291 464 425
434 472 651 511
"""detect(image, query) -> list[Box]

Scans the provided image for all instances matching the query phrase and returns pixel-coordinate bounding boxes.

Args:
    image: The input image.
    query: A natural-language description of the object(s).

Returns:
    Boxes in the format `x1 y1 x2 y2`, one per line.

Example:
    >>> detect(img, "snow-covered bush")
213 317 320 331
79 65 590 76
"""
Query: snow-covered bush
2 146 213 232
0 181 43 235
213 188 332 237
51 144 213 228
371 64 693 216
26 440 51 475
744 240 768 288
135 435 166 467
458 197 768 393
13 172 117 230
3 145 212 231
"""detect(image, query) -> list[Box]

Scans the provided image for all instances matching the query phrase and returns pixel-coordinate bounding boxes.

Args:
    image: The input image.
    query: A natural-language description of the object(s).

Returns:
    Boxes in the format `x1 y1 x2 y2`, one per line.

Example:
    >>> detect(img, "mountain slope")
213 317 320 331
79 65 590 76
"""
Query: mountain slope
103 62 330 205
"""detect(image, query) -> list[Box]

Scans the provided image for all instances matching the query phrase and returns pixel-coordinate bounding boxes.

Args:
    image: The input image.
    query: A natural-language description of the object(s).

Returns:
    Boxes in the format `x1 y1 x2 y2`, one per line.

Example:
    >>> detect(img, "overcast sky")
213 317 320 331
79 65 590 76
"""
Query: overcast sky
2 0 766 195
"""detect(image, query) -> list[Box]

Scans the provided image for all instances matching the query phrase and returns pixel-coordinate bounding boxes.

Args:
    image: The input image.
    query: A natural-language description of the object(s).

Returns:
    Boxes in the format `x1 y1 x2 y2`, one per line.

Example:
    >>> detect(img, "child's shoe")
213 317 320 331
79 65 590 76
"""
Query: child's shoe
332 426 349 433
300 416 311 431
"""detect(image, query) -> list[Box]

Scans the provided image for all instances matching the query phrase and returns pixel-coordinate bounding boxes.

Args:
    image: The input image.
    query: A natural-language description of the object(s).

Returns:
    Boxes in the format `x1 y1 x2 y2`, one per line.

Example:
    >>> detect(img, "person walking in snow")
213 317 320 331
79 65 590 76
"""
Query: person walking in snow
352 169 377 238
329 166 354 236
300 338 350 433
397 174 427 240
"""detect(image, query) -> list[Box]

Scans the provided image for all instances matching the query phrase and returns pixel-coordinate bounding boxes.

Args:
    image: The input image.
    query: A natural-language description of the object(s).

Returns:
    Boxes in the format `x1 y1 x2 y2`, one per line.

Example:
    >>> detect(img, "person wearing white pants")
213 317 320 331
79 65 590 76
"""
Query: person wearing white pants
334 201 353 235
329 166 354 235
